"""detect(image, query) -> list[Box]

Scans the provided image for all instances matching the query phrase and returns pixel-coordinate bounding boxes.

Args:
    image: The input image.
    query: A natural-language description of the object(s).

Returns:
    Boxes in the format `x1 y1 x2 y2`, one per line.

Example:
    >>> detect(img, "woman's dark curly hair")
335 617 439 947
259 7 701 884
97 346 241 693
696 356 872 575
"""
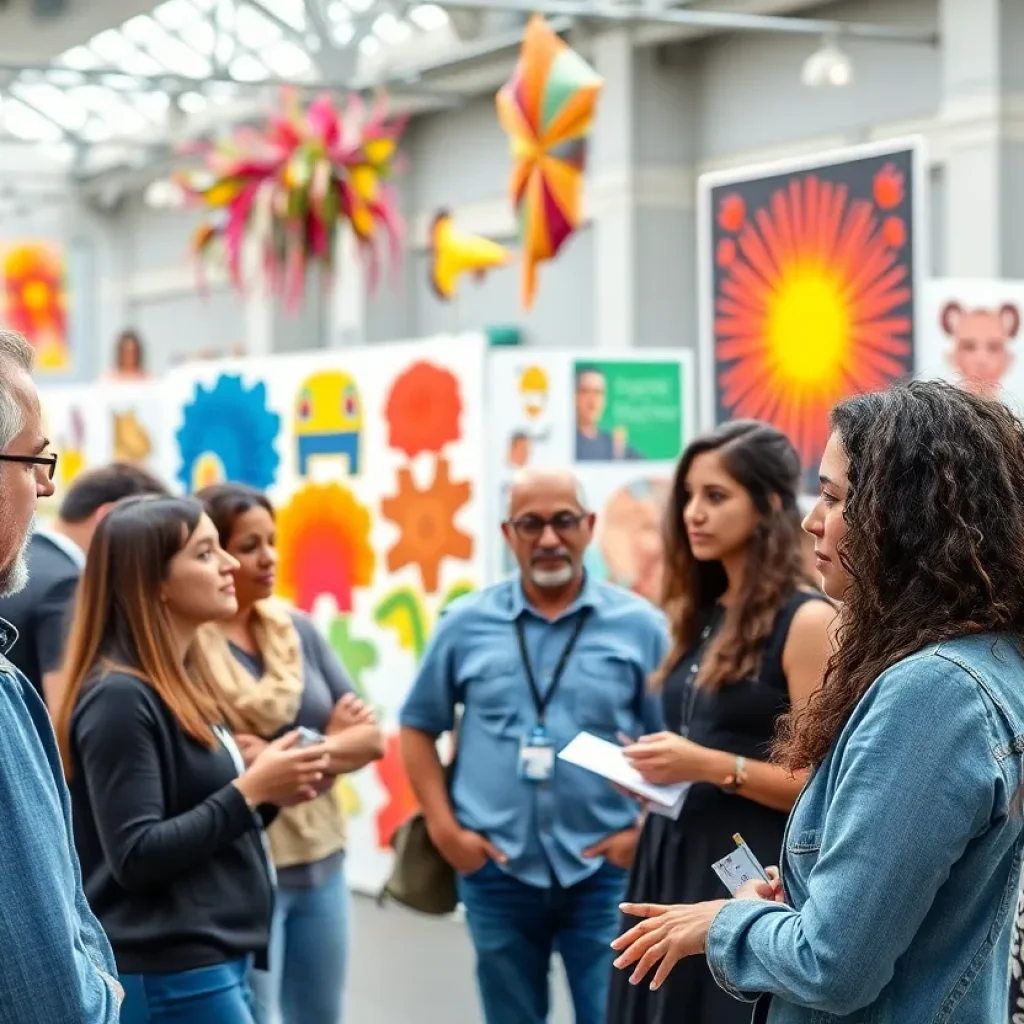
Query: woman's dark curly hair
655 419 814 691
775 379 1024 769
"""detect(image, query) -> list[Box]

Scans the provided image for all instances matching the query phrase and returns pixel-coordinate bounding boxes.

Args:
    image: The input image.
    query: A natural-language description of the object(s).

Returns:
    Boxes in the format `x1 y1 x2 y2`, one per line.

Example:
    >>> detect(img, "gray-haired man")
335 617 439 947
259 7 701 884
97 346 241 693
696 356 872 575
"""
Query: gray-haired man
0 329 122 1022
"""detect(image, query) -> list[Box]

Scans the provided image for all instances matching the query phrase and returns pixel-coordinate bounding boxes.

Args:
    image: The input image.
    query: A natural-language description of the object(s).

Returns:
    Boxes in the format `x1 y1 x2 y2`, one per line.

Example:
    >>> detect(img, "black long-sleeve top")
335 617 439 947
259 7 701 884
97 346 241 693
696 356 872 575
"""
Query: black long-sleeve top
68 670 275 974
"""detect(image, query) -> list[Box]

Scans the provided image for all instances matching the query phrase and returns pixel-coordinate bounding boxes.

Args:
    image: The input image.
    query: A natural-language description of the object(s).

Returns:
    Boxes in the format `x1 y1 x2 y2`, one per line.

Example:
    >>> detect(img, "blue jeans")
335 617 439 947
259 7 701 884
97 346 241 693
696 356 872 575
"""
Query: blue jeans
458 859 628 1024
250 862 349 1024
119 959 255 1023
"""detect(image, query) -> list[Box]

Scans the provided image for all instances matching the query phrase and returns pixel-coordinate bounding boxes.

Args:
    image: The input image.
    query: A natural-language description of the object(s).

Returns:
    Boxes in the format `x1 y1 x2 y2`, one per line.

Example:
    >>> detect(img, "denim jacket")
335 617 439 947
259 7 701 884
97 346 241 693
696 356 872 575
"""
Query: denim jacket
705 634 1024 1023
0 621 122 1023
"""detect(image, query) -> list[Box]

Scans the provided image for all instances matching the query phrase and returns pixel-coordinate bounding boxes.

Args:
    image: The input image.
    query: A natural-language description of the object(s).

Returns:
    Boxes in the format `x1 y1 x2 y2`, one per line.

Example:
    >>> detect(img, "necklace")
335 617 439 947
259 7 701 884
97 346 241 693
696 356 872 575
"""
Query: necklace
678 611 720 735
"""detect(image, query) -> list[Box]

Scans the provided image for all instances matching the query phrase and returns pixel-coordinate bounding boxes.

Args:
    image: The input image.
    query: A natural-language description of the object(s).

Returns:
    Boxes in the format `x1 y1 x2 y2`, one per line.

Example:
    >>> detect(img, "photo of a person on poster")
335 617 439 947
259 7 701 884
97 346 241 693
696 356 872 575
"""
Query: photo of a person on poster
574 365 643 462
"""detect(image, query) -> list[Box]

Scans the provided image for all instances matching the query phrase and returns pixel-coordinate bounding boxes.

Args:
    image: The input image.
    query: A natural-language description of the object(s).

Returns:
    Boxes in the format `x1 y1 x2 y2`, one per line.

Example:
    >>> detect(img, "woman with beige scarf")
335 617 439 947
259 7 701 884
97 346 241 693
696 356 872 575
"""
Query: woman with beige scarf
196 484 384 1024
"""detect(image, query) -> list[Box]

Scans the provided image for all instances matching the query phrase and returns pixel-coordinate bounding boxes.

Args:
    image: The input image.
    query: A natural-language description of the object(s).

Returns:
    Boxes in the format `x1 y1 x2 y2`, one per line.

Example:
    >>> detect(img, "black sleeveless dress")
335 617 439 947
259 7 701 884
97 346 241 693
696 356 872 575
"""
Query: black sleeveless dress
1008 881 1024 1022
607 589 825 1024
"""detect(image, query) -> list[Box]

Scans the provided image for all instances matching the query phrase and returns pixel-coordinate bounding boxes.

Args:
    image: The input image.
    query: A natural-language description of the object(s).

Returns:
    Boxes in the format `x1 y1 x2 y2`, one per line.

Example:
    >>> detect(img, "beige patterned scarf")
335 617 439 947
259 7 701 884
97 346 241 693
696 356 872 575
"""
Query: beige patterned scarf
196 598 347 870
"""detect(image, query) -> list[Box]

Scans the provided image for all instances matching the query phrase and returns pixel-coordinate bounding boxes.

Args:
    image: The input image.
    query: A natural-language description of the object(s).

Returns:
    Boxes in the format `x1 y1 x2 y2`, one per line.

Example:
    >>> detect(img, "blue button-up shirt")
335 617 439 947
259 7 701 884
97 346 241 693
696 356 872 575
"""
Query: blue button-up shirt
400 575 669 888
0 618 122 1023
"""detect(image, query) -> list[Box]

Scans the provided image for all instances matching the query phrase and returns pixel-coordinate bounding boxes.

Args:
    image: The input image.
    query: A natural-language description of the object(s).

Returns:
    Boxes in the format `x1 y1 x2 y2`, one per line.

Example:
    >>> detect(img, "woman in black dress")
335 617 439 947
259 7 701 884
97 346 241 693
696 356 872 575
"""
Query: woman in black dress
608 420 835 1023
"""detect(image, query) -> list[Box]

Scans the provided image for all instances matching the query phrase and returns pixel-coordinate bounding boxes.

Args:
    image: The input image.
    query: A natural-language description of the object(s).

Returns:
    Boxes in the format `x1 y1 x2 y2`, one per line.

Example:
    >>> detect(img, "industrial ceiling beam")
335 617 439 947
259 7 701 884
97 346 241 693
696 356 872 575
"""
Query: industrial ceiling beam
0 10 553 100
301 0 361 81
238 0 309 45
435 0 938 43
0 60 360 93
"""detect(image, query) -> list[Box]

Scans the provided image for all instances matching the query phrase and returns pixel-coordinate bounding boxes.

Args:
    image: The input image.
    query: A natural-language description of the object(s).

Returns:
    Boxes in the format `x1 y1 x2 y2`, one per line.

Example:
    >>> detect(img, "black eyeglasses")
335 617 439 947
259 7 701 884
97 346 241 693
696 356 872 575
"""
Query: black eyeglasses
507 512 586 540
0 452 58 480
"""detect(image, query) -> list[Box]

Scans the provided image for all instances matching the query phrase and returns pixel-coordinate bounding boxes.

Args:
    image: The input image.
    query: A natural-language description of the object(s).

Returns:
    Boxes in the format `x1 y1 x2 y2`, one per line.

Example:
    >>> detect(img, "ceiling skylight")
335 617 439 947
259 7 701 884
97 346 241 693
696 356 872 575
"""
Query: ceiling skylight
1 0 454 150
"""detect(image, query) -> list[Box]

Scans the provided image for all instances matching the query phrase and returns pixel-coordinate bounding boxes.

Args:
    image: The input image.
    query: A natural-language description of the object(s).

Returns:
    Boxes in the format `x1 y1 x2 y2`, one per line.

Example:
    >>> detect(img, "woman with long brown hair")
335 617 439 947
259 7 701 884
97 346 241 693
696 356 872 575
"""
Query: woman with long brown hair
55 495 331 1024
611 382 1024 1023
607 420 834 1024
195 483 384 1024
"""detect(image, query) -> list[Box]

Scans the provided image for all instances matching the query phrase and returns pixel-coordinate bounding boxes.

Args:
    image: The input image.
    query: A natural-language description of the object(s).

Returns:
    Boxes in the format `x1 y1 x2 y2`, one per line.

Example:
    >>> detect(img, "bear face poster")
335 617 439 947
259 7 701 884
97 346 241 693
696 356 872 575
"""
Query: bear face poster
919 280 1024 411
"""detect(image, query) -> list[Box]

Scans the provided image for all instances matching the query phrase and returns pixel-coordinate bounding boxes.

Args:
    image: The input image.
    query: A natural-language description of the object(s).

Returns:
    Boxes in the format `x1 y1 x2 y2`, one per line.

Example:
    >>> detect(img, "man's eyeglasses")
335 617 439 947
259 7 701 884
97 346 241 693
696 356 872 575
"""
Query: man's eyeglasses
0 452 58 480
506 512 586 540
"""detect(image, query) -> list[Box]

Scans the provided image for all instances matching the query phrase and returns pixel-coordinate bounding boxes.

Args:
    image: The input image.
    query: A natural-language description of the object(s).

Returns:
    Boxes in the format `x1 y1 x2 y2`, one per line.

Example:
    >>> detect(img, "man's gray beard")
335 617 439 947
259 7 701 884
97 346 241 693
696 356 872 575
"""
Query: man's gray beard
529 563 575 588
0 518 34 598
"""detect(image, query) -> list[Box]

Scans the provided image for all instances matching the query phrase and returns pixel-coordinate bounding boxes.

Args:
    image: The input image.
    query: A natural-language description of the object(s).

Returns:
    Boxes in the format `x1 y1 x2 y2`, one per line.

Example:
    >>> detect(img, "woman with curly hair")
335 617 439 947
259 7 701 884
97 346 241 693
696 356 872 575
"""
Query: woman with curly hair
607 420 835 1024
612 380 1024 1023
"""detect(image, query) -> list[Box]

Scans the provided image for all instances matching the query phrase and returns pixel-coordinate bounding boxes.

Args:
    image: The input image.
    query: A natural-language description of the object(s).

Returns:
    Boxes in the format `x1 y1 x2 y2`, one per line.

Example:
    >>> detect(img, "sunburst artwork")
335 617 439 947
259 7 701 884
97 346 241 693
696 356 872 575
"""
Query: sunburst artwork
701 141 921 486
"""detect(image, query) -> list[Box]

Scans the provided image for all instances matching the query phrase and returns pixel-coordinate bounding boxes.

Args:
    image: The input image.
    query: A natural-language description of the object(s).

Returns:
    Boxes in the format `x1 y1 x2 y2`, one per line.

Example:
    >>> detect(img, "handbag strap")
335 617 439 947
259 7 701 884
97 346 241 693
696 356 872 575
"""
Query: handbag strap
445 707 463 791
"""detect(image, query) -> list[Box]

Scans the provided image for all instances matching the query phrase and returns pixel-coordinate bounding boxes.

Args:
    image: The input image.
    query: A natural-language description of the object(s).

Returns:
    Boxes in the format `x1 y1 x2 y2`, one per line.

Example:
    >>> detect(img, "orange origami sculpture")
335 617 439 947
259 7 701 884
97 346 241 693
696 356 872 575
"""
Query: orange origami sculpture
496 15 603 308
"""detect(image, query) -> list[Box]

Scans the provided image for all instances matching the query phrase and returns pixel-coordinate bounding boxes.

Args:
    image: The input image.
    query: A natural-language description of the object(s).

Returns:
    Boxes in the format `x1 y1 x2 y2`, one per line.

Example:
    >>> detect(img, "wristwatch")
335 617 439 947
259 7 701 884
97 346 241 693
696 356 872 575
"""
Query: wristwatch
722 755 748 793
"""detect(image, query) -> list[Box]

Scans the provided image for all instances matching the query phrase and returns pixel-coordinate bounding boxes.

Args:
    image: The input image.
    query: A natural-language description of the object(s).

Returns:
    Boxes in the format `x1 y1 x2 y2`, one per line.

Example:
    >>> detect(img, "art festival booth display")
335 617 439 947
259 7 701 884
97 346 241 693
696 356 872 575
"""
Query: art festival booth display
38 380 168 519
146 335 485 894
487 349 694 605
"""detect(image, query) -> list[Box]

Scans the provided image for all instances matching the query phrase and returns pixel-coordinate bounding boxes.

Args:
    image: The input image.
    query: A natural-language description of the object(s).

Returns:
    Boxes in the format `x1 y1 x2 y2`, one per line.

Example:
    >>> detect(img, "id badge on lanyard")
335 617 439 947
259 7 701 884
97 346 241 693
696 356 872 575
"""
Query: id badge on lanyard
514 609 590 784
519 726 555 782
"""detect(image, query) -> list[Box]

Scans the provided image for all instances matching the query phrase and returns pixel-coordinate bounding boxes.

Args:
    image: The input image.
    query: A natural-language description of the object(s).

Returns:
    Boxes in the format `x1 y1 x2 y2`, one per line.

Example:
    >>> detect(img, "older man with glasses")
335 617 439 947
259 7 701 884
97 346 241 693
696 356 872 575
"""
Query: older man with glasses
400 466 669 1024
0 328 122 1023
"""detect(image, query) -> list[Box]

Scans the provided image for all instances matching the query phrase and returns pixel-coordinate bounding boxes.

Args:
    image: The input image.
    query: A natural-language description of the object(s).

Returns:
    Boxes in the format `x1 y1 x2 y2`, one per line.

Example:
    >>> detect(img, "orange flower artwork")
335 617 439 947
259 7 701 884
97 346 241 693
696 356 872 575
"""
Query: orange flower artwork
706 145 919 485
381 457 473 593
374 732 419 849
275 482 375 612
2 242 69 371
384 361 462 457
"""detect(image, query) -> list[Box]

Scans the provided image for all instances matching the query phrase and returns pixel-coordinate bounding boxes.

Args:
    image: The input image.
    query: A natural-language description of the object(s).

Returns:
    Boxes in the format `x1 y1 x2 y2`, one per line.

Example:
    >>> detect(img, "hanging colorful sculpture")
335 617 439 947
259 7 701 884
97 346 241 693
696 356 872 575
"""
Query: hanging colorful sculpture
177 89 406 309
496 15 603 309
429 210 511 301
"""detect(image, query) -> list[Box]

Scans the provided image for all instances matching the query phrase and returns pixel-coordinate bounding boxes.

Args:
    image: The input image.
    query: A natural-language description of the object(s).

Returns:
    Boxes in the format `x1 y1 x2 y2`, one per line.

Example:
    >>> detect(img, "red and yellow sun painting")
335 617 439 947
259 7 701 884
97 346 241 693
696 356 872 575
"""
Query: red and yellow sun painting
706 146 919 481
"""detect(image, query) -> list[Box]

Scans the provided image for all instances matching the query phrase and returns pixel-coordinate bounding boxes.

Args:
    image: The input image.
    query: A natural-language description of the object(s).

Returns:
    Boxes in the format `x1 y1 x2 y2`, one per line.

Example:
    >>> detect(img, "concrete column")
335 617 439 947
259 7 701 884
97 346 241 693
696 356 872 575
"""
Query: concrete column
330 227 366 346
590 35 696 350
241 237 274 357
941 0 1024 277
630 44 697 351
591 28 637 350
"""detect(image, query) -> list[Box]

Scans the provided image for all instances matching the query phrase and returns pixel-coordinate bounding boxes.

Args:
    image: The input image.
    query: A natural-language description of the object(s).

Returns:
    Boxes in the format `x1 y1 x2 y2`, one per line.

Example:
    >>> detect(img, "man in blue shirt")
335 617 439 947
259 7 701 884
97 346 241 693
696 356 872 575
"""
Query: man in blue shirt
0 329 122 1023
400 467 668 1024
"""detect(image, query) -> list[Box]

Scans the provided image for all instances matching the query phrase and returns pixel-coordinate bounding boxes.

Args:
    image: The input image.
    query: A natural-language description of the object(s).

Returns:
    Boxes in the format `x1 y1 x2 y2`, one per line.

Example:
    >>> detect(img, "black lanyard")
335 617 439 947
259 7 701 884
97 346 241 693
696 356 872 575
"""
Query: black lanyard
513 608 591 725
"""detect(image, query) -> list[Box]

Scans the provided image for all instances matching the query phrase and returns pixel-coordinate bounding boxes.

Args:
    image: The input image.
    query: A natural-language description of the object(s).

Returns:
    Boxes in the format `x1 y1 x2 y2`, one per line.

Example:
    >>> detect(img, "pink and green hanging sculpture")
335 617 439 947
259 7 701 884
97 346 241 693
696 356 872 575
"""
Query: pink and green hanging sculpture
178 89 406 309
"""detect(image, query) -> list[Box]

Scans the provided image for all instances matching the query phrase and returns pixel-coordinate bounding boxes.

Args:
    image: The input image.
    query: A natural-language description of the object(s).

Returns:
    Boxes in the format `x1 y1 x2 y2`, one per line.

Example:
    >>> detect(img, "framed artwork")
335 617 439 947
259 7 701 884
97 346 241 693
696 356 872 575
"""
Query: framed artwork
698 137 927 488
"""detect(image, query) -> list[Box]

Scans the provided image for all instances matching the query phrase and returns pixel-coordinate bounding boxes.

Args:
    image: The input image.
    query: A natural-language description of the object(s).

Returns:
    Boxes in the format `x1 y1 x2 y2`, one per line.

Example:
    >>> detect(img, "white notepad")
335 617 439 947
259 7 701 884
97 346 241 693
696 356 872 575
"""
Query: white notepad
558 731 691 820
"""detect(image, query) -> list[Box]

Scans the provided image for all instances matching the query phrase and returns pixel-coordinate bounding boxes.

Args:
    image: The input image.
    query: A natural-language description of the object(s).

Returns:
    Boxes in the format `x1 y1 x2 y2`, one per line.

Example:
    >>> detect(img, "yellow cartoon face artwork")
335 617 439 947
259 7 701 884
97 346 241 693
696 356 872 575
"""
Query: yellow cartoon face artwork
294 370 363 477
518 364 549 420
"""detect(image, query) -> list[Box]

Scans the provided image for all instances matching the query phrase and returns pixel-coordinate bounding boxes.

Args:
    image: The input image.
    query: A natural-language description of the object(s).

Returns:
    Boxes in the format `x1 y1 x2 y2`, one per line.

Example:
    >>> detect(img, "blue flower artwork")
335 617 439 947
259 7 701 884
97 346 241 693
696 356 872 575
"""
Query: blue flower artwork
176 374 281 493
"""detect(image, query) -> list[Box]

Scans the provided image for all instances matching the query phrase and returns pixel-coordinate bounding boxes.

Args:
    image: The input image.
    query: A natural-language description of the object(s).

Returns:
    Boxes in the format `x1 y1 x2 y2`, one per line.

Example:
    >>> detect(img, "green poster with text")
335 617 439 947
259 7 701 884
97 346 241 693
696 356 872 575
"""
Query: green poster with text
574 360 683 462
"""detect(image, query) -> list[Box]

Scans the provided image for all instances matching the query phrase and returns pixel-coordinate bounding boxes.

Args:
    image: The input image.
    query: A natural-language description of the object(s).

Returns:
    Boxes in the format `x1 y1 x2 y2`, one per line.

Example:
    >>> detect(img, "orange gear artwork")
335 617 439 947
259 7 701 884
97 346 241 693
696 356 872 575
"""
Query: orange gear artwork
374 733 419 849
275 482 376 612
380 456 473 594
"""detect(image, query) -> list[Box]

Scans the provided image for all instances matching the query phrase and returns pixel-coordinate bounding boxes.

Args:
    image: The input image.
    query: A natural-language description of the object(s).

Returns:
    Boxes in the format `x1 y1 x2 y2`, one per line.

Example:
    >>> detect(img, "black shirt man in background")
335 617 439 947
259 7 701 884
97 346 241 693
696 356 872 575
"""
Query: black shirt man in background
0 462 167 709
